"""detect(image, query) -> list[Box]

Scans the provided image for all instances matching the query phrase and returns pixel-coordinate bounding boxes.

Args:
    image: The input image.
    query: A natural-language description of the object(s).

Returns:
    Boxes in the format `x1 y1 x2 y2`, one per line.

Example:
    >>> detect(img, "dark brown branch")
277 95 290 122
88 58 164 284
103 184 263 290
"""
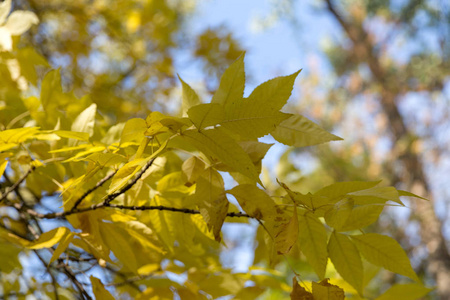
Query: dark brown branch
104 158 156 204
0 166 35 203
70 170 117 211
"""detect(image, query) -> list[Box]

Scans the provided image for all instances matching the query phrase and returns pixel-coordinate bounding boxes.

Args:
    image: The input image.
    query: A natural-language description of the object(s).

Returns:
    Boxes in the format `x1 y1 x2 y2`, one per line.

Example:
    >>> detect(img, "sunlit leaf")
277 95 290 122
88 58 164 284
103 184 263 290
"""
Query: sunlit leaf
271 114 342 147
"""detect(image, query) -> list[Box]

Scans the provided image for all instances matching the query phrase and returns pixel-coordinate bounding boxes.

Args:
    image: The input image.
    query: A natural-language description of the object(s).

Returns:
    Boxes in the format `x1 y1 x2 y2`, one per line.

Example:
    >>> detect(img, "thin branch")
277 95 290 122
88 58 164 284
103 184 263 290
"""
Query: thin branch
69 170 117 211
34 250 60 300
0 166 35 203
104 157 156 204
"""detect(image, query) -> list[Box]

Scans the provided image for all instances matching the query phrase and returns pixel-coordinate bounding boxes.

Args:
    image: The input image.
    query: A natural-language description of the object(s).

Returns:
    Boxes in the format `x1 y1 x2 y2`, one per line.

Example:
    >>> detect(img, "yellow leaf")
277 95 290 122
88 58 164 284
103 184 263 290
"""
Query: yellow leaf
182 156 205 183
328 231 363 295
273 208 299 254
338 204 384 231
90 276 115 300
120 118 147 145
374 283 433 300
188 103 225 129
350 233 419 282
271 114 342 147
182 128 260 184
298 211 328 279
49 232 74 264
53 130 90 141
290 277 313 300
0 159 8 179
70 103 96 139
228 184 276 219
211 54 245 109
178 75 201 117
194 168 228 242
315 181 381 198
0 127 39 144
27 227 70 249
349 186 404 206
324 198 354 230
311 279 345 300
109 140 167 193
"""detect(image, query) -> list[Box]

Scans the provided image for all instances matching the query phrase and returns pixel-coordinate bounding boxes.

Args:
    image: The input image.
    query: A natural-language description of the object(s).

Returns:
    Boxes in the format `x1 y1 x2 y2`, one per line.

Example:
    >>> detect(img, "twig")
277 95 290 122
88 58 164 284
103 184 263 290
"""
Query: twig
0 166 35 203
34 250 60 300
69 170 117 211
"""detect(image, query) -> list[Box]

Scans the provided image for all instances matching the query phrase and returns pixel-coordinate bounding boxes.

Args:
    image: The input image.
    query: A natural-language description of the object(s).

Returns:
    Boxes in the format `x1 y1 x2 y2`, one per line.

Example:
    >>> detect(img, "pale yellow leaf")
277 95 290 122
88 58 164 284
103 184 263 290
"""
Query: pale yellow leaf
178 75 201 116
271 114 342 147
4 10 39 36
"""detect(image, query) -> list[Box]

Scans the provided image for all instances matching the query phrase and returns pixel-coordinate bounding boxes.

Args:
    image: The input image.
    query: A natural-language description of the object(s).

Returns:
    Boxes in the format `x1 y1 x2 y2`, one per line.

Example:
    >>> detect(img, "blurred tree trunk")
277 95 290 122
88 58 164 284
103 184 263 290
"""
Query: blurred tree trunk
324 0 450 298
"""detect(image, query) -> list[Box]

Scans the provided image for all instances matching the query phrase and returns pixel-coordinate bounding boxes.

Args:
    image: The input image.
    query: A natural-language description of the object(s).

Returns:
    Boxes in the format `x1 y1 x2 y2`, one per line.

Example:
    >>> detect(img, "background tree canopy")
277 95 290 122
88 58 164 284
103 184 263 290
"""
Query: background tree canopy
0 0 448 299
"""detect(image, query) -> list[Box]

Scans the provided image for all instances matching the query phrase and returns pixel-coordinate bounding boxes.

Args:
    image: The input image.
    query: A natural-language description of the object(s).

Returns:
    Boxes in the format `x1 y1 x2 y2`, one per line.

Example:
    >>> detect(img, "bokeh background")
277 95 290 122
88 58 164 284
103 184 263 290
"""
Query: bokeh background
5 0 450 298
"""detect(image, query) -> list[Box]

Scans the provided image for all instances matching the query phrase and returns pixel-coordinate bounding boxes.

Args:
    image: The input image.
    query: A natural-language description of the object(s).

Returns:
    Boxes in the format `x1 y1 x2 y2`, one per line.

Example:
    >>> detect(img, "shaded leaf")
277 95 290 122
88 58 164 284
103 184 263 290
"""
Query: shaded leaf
182 128 260 183
328 231 363 295
350 233 419 282
375 283 433 300
311 279 345 300
298 211 328 279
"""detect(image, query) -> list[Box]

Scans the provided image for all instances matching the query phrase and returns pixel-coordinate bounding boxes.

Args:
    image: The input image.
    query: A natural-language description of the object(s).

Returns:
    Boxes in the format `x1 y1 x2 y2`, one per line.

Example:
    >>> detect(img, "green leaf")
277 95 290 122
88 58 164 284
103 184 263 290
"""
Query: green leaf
194 168 228 242
374 283 433 300
211 54 245 109
350 233 419 282
188 103 225 129
182 128 260 184
271 114 342 147
297 211 328 279
178 75 201 117
328 231 364 295
227 184 276 219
